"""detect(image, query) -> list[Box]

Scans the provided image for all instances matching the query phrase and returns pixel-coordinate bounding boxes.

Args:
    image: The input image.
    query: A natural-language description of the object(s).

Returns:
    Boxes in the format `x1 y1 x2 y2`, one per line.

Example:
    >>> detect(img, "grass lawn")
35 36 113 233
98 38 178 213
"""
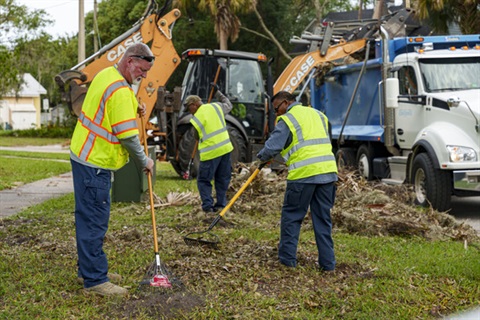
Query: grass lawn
1 162 479 319
0 151 71 190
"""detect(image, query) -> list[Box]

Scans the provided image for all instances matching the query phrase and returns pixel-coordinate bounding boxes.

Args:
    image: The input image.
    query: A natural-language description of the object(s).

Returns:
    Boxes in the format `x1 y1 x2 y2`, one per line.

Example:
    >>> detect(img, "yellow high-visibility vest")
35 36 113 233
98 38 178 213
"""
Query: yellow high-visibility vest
70 66 139 170
279 105 337 180
190 102 233 161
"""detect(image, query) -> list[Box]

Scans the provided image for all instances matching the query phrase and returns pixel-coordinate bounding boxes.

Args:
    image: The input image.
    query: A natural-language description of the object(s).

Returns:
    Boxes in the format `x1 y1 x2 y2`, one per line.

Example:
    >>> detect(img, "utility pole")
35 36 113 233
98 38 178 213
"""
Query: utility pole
78 0 86 64
93 0 98 53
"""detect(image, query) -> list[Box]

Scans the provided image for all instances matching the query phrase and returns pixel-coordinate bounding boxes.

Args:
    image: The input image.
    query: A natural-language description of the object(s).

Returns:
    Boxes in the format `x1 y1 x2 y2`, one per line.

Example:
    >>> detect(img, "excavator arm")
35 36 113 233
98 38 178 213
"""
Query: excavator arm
273 8 416 95
55 2 181 126
273 38 366 94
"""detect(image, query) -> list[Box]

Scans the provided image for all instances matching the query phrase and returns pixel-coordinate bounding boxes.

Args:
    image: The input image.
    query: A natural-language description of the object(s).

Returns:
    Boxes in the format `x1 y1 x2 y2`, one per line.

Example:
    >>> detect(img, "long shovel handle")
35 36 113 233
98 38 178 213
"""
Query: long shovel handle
141 116 159 254
206 162 267 231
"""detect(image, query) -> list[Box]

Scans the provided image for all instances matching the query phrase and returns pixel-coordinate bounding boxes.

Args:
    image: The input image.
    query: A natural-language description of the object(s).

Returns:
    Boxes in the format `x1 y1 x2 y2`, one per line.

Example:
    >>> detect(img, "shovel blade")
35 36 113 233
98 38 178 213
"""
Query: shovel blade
184 231 219 248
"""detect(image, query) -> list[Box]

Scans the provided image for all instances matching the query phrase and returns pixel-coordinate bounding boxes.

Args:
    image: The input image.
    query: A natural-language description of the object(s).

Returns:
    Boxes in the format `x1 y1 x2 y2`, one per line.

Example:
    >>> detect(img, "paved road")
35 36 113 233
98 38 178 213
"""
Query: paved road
450 196 480 233
0 144 70 154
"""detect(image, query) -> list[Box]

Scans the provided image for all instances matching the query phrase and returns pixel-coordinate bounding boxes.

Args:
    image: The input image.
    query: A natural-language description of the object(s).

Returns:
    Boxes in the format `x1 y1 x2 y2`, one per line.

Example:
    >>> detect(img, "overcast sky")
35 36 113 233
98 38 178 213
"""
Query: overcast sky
16 0 95 39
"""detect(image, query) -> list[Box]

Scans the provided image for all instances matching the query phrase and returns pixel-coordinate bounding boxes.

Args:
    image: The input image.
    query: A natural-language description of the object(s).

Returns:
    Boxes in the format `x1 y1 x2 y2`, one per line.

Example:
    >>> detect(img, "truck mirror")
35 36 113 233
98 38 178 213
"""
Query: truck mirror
385 78 399 108
447 97 461 108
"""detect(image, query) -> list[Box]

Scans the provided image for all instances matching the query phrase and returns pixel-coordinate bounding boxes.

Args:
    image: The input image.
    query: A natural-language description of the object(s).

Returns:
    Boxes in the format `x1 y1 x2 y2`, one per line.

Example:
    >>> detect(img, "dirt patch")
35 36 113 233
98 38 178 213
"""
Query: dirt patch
121 289 205 319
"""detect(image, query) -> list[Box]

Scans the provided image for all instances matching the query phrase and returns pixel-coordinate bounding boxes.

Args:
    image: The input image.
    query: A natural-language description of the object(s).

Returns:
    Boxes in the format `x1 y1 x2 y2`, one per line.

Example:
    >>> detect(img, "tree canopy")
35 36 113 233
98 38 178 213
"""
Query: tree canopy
415 0 480 34
0 0 52 97
1 0 477 107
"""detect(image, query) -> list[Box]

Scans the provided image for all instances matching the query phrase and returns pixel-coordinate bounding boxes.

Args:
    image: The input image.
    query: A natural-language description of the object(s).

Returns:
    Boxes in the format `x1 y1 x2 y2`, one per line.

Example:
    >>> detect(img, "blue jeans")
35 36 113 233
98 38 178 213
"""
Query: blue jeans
197 153 231 211
279 181 336 270
71 159 111 288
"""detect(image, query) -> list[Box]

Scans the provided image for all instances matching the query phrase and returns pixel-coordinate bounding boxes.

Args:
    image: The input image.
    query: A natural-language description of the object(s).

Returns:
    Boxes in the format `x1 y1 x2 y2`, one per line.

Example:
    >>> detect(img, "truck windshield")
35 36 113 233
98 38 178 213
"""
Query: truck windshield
419 57 480 92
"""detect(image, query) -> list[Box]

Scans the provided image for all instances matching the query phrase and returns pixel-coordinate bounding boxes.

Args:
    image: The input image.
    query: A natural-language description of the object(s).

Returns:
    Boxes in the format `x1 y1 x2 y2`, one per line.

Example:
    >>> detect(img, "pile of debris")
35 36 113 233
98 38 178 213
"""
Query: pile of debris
153 163 478 243
333 171 478 242
225 164 479 242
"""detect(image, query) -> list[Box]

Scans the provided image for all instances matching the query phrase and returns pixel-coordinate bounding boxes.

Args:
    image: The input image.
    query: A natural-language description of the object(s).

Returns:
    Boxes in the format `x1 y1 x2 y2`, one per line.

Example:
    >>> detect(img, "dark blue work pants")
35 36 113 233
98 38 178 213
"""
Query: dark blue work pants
197 152 232 211
71 159 111 288
279 181 336 270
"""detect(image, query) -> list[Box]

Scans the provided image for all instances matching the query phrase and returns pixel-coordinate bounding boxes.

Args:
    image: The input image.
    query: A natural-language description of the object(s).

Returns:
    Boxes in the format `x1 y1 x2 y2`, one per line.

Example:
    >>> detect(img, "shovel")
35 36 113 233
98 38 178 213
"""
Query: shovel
184 162 268 248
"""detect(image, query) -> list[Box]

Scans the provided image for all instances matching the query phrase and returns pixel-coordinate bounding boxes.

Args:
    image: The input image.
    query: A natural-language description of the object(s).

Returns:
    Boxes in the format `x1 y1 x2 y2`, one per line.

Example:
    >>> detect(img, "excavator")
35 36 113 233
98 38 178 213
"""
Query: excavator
55 0 371 180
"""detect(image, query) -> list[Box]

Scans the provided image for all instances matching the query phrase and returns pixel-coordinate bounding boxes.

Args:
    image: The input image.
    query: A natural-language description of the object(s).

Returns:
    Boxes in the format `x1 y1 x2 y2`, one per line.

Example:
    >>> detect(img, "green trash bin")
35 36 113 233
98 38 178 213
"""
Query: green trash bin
112 146 156 202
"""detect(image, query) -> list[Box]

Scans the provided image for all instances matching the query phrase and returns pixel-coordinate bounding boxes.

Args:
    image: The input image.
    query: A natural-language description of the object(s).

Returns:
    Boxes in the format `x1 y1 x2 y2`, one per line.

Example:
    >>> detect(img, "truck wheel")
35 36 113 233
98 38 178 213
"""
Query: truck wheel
171 126 199 179
356 144 374 180
411 153 452 212
228 125 247 163
335 148 356 172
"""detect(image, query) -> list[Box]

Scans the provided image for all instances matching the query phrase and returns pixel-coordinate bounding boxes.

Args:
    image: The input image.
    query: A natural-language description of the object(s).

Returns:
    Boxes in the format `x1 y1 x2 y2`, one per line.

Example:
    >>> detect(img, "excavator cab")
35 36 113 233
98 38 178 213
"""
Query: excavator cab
166 48 270 178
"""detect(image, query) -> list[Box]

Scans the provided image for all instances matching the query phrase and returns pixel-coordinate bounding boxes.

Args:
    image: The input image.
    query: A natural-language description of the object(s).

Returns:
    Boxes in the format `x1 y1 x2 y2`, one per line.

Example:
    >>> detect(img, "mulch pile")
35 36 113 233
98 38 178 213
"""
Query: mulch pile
221 164 479 243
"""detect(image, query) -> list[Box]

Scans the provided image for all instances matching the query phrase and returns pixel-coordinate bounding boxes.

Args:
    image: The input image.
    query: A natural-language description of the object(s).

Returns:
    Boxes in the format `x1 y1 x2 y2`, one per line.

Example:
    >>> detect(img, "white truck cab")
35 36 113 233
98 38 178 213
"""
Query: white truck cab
387 36 480 210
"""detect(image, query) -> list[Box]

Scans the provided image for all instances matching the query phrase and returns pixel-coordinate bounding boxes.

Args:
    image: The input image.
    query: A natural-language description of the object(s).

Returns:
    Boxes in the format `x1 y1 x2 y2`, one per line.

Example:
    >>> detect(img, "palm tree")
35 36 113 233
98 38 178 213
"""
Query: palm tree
175 0 255 50
415 0 480 34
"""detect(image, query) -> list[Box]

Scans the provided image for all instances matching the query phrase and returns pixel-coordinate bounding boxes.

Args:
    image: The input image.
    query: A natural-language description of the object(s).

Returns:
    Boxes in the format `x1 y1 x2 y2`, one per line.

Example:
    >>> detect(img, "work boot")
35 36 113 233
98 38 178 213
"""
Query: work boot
83 282 128 296
77 273 122 285
202 207 216 213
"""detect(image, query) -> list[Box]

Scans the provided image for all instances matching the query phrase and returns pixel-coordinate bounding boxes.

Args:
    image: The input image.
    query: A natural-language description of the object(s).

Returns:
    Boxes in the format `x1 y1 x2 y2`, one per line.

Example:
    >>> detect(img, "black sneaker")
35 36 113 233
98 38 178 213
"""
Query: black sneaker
203 207 215 213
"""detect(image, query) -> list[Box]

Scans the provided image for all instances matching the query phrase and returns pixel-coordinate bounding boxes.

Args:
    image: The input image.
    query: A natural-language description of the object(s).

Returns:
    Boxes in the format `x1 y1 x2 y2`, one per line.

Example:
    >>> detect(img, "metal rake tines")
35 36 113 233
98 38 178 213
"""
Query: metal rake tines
139 261 185 289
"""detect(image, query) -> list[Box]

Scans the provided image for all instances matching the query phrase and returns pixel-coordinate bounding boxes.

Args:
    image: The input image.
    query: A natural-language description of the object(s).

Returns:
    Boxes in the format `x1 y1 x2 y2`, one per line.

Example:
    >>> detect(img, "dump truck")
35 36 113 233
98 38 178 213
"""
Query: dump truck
285 8 480 211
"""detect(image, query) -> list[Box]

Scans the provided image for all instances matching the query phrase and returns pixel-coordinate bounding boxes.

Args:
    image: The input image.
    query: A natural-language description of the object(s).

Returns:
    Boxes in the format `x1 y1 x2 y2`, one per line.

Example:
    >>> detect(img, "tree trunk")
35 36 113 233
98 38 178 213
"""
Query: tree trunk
219 27 228 50
252 6 291 61
372 0 385 20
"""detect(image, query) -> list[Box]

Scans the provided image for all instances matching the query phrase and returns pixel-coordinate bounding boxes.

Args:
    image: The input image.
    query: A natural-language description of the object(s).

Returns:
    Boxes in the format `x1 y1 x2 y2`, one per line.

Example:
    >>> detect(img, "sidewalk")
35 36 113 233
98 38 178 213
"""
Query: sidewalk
0 144 73 218
0 172 74 218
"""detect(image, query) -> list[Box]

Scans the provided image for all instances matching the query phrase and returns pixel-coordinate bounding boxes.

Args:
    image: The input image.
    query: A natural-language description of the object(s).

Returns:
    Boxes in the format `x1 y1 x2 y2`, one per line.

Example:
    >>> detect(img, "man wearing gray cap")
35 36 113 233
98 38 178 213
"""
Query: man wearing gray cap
184 87 233 213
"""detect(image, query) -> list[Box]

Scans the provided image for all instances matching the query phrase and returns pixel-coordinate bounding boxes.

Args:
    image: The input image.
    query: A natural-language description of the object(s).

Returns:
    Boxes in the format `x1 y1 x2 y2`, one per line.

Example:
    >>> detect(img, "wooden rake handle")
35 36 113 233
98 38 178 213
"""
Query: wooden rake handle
141 116 159 254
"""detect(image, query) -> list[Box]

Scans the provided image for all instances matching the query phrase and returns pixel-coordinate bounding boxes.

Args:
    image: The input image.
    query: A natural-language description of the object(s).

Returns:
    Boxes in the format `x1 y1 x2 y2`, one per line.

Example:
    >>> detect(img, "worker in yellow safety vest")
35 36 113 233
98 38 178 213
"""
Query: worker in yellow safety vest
70 43 155 296
184 86 233 213
257 91 338 272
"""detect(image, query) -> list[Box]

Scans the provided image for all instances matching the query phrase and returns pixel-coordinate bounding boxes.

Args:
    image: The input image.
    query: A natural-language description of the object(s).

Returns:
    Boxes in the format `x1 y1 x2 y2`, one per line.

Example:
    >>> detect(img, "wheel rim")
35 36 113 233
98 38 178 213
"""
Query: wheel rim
414 168 427 204
358 154 369 179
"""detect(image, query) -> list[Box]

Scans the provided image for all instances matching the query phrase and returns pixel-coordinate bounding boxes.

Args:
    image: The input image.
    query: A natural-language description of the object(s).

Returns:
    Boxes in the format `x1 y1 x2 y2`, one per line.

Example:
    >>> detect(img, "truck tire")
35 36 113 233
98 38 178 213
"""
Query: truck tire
411 153 452 212
356 144 374 180
335 148 356 172
228 125 247 164
171 126 199 179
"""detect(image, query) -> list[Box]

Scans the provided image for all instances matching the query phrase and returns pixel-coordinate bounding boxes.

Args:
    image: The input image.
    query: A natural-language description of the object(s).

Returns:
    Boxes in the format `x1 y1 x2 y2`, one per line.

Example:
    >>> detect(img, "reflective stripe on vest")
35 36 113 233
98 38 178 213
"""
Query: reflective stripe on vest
279 106 337 180
70 66 139 169
190 102 233 161
76 79 137 161
282 110 331 160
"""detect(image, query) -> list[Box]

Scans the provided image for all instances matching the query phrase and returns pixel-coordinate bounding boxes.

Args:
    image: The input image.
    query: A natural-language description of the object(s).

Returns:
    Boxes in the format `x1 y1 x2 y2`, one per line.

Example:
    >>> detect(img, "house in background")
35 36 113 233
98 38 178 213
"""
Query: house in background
0 73 47 130
41 104 69 126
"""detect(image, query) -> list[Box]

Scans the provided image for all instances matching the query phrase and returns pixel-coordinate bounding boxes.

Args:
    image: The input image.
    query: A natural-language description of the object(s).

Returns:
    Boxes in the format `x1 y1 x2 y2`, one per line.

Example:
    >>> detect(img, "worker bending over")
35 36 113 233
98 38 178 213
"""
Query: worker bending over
257 91 338 271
